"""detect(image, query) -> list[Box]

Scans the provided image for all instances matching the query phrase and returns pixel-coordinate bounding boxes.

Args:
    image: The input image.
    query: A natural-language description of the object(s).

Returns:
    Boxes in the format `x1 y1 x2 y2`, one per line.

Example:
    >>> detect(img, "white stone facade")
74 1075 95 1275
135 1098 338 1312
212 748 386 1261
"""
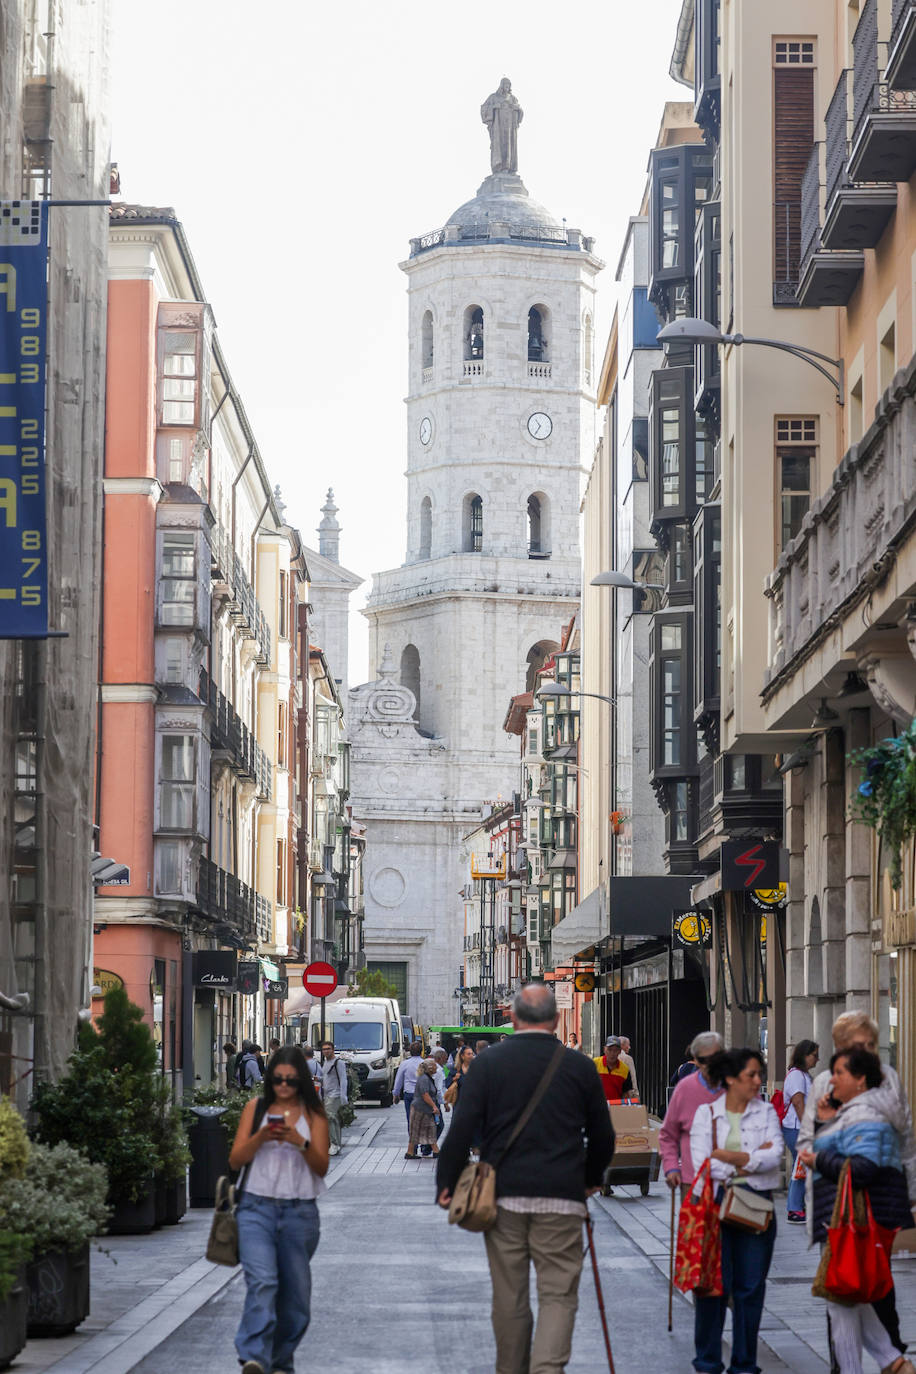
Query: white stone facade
350 160 601 1026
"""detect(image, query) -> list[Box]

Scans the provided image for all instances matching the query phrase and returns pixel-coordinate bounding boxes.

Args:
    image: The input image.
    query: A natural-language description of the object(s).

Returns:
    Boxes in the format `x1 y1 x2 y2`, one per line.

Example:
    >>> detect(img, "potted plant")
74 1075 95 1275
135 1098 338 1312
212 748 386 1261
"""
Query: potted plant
0 1141 109 1337
850 720 916 890
153 1078 191 1225
0 1230 31 1370
32 988 164 1233
182 1083 244 1203
0 1101 31 1369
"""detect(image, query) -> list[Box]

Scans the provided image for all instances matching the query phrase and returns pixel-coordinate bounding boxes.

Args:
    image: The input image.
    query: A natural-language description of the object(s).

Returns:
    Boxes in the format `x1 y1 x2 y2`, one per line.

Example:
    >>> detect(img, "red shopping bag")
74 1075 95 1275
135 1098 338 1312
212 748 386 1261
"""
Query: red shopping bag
674 1157 723 1296
825 1164 897 1303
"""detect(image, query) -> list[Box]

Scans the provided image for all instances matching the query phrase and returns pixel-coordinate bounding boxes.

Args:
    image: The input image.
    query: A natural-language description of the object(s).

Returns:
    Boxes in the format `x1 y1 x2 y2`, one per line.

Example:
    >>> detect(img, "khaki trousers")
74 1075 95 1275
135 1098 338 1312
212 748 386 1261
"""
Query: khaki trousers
484 1208 585 1374
324 1095 341 1149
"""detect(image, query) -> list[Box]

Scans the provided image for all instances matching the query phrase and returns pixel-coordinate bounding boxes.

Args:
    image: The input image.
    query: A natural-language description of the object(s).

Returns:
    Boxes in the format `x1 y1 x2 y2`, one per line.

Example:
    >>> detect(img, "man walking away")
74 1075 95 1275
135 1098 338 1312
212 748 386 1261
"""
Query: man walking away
223 1041 238 1089
302 1044 323 1092
592 1036 633 1103
436 983 614 1374
659 1030 724 1190
618 1035 639 1099
320 1040 348 1156
393 1040 424 1135
236 1040 263 1089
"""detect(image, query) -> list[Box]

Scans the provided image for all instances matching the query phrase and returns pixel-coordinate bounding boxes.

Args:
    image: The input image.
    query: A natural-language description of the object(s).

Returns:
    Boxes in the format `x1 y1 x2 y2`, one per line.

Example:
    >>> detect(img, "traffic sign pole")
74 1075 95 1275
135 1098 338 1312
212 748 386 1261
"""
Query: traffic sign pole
302 962 339 1047
321 997 326 1046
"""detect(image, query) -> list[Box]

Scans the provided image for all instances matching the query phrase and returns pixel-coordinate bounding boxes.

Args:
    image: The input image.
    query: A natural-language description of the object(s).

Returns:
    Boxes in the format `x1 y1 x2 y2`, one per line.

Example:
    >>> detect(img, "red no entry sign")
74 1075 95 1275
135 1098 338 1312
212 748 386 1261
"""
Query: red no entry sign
303 961 338 998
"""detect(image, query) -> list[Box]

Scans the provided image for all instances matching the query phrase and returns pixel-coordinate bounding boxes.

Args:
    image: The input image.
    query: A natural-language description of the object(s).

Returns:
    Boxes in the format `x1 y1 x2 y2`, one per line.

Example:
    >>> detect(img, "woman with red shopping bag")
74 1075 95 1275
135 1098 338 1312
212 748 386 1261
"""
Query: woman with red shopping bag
799 1047 915 1374
687 1048 783 1374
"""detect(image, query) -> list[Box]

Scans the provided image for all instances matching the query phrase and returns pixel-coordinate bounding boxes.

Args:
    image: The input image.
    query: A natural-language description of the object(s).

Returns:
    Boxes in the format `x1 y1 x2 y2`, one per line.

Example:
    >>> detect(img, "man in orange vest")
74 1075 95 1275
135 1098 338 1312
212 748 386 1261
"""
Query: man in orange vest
593 1036 634 1103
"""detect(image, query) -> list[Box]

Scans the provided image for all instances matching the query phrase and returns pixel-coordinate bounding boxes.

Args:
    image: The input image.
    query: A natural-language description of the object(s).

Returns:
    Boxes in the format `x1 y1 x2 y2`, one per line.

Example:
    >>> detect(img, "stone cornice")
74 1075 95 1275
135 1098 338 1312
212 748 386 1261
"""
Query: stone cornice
103 476 163 499
101 684 158 704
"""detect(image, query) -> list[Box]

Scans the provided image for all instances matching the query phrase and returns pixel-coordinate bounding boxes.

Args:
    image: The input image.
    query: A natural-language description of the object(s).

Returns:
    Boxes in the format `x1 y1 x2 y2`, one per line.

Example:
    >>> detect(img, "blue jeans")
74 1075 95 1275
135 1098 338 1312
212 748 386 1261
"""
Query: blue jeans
782 1127 805 1213
693 1210 777 1374
235 1194 320 1374
402 1092 413 1128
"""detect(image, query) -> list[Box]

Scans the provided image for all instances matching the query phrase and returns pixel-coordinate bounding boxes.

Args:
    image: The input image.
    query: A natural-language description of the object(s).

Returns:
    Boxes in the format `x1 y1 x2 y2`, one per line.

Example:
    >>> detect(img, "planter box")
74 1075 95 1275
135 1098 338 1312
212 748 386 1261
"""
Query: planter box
163 1175 187 1226
0 1265 28 1370
107 1184 156 1235
27 1244 90 1337
154 1176 167 1228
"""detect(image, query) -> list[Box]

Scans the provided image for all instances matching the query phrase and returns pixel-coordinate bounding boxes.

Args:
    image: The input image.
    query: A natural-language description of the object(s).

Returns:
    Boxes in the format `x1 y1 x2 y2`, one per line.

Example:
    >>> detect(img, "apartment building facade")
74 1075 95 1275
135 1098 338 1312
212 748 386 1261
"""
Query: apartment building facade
94 206 311 1086
0 0 112 1102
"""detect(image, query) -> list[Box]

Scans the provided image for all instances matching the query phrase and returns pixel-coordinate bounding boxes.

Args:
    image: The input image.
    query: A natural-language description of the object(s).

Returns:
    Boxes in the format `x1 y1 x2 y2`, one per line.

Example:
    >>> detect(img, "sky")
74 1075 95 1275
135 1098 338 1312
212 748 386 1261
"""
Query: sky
110 0 688 684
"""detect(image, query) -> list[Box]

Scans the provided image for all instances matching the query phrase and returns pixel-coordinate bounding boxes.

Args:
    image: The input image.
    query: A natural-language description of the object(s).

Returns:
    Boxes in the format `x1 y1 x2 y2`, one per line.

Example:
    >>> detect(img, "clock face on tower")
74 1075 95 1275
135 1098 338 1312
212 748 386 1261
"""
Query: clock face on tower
527 412 553 440
419 416 433 446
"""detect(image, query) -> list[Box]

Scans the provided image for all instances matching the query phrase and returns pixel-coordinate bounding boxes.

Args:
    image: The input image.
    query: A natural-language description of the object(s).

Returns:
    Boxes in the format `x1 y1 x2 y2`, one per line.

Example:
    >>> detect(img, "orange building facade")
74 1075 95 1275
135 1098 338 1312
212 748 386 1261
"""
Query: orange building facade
94 206 309 1088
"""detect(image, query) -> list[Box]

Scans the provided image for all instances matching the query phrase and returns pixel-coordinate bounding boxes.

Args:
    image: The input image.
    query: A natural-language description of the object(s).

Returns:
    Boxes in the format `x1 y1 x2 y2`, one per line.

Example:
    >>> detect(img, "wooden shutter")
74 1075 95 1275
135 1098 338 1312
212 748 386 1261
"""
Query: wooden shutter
773 67 815 288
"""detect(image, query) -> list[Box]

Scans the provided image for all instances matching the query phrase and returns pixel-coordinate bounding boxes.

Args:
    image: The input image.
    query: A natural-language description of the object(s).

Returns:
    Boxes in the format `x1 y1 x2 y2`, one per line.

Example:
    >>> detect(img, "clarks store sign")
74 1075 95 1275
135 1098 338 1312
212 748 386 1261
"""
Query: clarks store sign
191 951 237 989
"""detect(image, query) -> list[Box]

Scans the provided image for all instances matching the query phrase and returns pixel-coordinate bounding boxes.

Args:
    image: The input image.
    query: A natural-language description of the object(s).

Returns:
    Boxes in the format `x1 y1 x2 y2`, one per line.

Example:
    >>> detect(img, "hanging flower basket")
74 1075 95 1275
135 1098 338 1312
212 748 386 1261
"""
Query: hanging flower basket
849 720 916 890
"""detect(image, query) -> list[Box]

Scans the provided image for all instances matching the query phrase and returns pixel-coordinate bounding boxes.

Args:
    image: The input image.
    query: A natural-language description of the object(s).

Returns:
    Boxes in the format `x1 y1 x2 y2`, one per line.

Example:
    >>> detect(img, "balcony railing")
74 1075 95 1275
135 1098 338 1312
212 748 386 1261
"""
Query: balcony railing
764 354 916 689
422 366 434 384
527 362 551 380
210 524 271 665
797 144 866 307
462 361 484 379
888 0 916 88
820 69 897 251
196 855 256 940
199 668 272 800
848 0 916 182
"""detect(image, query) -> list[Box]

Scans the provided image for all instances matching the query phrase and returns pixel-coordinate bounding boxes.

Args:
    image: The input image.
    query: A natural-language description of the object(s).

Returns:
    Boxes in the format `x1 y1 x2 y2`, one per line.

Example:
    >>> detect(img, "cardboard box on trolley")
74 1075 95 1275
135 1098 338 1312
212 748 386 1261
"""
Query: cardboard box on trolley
607 1103 661 1180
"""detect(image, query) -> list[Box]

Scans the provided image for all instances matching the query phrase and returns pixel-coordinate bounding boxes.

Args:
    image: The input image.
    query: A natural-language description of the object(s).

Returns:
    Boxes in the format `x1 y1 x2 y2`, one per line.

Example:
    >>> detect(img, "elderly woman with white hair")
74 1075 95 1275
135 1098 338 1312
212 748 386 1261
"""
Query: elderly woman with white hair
659 1030 725 1189
404 1058 441 1160
797 1011 916 1372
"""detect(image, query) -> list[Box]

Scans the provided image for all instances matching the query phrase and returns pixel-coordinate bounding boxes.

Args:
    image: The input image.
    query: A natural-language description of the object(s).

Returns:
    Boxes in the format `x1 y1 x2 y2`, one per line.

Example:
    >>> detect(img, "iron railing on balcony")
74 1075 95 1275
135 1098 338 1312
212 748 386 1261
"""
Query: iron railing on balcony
825 71 851 204
893 0 911 41
210 523 271 665
854 0 881 134
199 668 272 800
196 855 256 939
799 144 822 270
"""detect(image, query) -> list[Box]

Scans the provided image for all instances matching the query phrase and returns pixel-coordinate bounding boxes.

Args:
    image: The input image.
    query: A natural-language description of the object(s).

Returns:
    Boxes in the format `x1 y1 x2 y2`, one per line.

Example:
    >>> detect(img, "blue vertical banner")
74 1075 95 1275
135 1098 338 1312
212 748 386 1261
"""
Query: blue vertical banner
0 200 48 637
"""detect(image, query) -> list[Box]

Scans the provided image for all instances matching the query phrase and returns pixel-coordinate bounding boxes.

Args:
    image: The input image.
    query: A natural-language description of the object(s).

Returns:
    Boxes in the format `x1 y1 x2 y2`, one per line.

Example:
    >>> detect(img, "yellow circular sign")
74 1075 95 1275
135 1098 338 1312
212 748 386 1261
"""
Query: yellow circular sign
574 971 596 993
674 912 711 946
748 884 787 911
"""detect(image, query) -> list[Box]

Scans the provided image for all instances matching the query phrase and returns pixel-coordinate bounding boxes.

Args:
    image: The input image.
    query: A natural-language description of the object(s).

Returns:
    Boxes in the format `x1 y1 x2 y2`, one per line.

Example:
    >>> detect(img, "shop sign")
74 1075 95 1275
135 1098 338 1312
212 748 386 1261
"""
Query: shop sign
574 970 596 993
0 201 49 637
554 980 573 1009
237 961 260 996
259 956 280 982
721 841 784 891
191 950 236 989
747 884 787 911
673 911 711 947
264 977 289 999
92 968 124 996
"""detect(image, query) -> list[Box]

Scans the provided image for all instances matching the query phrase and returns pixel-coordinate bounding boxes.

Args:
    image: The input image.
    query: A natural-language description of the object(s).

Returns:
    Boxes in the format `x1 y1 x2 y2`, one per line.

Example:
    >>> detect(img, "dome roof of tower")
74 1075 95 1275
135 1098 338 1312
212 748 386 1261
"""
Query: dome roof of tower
411 172 592 257
447 173 562 238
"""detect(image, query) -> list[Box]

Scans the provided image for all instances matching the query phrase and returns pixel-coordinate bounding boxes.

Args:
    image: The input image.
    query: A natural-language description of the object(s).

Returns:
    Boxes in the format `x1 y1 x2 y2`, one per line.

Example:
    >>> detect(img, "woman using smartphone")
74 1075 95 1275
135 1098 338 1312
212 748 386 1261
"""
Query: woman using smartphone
229 1045 330 1374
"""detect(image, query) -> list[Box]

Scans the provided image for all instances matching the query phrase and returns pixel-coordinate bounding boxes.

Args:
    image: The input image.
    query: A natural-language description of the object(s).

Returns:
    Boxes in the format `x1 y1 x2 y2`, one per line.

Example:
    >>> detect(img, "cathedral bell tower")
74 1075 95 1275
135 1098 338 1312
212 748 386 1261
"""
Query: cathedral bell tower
351 82 602 1023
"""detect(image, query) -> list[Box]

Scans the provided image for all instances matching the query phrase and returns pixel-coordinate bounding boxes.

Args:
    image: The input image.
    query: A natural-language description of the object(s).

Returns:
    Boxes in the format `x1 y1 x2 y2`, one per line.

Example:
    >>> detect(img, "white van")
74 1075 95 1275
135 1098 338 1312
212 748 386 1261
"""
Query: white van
307 997 403 1106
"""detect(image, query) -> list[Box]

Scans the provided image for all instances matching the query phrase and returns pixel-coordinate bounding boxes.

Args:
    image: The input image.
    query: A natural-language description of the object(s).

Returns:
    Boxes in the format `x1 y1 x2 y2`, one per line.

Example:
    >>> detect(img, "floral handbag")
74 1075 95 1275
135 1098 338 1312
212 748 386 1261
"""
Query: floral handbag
674 1157 723 1296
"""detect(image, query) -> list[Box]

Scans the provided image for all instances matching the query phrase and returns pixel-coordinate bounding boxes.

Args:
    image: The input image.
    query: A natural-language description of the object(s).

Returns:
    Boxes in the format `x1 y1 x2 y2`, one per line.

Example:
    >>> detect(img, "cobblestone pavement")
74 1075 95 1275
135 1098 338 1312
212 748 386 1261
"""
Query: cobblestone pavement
17 1103 916 1373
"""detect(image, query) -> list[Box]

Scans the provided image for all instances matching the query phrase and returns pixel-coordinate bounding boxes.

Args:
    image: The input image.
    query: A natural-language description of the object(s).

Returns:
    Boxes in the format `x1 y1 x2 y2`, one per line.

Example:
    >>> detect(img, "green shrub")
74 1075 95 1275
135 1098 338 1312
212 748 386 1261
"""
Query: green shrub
0 1142 109 1253
182 1083 250 1141
0 1098 29 1184
0 1229 31 1302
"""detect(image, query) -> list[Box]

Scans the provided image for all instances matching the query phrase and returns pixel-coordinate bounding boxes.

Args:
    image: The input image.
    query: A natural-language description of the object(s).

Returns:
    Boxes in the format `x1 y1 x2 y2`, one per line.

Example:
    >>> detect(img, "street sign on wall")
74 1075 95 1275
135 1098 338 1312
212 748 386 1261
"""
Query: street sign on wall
554 980 573 1009
0 201 48 637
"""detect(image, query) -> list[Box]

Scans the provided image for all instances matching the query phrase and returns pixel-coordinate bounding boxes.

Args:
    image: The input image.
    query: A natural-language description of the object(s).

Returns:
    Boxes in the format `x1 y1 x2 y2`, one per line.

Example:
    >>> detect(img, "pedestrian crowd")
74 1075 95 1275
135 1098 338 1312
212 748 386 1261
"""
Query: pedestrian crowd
213 997 916 1374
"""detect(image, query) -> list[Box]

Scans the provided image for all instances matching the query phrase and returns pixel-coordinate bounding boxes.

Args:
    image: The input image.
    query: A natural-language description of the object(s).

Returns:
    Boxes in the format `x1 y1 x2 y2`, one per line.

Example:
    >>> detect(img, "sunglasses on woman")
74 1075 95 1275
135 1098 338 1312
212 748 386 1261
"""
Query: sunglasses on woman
270 1073 301 1087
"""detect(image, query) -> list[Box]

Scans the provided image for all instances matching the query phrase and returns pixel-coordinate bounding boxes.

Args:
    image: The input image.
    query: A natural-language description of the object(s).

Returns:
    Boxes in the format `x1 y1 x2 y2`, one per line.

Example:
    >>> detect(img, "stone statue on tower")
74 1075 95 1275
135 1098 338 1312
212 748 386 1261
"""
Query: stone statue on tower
481 78 524 174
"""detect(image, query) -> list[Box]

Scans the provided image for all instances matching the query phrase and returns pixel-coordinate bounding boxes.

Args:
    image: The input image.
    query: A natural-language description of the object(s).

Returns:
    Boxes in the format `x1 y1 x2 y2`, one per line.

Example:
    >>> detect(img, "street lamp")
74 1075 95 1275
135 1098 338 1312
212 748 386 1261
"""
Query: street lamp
536 681 618 709
657 316 845 405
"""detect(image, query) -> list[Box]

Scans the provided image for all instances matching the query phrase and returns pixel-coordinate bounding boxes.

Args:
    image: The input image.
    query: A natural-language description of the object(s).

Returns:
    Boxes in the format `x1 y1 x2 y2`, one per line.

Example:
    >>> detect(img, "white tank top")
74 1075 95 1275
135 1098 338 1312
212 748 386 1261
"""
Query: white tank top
244 1111 327 1201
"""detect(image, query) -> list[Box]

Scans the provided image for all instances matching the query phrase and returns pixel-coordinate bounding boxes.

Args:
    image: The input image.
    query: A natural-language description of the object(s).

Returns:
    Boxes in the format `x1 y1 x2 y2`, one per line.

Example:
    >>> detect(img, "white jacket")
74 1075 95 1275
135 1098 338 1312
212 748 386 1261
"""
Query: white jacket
689 1095 783 1192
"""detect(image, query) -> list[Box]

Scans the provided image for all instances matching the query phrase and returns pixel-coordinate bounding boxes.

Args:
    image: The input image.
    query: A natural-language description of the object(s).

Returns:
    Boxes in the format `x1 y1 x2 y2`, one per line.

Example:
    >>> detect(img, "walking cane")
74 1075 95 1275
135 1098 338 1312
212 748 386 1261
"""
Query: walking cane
668 1184 676 1332
585 1212 616 1374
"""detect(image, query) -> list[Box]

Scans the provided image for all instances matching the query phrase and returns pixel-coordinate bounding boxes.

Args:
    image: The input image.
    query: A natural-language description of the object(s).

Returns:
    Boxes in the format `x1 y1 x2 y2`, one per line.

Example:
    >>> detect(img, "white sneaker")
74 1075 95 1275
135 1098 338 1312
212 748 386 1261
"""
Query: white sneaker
329 1144 340 1155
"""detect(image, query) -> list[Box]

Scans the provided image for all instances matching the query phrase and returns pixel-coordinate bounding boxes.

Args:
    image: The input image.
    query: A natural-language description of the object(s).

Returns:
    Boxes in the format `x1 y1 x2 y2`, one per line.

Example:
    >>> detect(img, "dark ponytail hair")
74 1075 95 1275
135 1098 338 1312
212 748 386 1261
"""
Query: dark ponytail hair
261 1045 326 1117
790 1039 819 1071
705 1047 766 1088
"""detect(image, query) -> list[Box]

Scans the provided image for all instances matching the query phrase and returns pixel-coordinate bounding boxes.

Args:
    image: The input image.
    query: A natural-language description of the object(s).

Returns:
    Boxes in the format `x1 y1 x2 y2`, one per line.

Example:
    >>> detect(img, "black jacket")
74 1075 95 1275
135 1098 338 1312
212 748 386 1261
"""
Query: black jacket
435 1032 614 1202
811 1146 913 1244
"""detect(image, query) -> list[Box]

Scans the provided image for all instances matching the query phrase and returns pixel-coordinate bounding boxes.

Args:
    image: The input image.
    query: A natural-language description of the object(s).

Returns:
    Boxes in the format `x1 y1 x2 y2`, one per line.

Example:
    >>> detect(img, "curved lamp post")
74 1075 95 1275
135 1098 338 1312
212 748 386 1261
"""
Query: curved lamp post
657 316 844 406
536 681 619 708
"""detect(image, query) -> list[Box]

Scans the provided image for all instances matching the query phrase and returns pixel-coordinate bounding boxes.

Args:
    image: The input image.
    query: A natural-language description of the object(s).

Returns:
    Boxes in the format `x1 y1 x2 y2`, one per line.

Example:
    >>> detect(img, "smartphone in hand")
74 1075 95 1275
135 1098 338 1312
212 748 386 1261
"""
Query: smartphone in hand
266 1113 284 1129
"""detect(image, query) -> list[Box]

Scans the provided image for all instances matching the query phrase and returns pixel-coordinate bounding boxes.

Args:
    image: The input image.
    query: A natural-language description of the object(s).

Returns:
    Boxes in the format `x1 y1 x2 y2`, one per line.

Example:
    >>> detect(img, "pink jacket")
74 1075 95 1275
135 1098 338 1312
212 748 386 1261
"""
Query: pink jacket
659 1071 724 1183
